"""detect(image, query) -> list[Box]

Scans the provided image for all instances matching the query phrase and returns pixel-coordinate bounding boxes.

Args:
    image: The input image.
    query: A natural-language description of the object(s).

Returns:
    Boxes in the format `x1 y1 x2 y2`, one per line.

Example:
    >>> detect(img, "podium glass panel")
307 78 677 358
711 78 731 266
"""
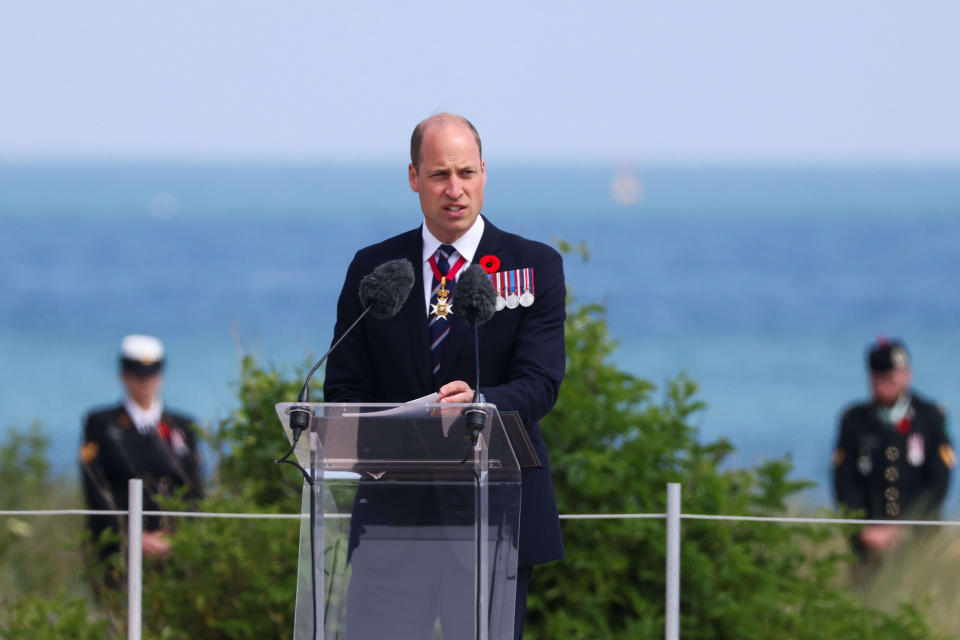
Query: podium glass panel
276 402 522 640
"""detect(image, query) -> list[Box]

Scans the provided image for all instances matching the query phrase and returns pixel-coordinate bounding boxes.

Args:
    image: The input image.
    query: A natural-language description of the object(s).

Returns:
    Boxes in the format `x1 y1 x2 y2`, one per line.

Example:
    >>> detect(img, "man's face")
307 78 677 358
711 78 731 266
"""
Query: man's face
122 372 163 407
408 122 486 244
870 367 911 407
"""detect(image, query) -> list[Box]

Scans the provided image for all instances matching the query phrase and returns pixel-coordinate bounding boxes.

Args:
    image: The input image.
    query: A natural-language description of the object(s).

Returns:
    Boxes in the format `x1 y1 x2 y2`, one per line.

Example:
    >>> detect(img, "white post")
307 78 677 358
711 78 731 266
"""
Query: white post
665 483 681 640
128 478 143 640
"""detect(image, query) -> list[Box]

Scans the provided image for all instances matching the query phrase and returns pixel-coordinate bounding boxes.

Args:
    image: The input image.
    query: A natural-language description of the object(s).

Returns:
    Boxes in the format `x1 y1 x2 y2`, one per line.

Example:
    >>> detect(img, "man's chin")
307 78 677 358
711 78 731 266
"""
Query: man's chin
429 213 477 240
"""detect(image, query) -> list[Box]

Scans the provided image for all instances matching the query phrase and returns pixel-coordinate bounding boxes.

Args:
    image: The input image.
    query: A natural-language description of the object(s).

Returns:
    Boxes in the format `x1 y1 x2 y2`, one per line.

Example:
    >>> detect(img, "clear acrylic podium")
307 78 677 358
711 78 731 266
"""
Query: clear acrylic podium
275 402 523 640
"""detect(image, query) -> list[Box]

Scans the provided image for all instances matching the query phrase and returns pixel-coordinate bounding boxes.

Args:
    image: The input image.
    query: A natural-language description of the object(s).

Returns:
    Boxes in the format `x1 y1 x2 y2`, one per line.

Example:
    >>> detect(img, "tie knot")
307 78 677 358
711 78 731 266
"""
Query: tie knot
437 244 456 261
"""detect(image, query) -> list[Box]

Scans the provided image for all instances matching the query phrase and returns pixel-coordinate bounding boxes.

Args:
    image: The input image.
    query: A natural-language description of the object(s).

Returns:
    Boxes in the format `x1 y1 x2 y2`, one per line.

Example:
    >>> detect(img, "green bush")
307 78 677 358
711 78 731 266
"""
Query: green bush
0 298 949 638
0 593 108 640
0 424 105 638
526 301 943 639
135 359 311 639
0 423 88 600
141 494 300 640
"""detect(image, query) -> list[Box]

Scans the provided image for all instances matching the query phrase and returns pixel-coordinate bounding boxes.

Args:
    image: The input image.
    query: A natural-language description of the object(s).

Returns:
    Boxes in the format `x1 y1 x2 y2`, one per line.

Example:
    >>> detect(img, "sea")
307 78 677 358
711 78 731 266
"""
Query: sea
2 162 959 512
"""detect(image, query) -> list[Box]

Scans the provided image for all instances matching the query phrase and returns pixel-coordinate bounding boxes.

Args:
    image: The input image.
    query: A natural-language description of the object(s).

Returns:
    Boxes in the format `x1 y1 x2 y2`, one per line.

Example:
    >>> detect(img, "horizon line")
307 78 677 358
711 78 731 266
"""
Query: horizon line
2 154 960 171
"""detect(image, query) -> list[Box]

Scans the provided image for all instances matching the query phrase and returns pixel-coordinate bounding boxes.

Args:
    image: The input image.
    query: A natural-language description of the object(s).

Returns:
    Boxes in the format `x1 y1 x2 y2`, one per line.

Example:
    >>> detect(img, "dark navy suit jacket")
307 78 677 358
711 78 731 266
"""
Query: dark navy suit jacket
323 216 565 567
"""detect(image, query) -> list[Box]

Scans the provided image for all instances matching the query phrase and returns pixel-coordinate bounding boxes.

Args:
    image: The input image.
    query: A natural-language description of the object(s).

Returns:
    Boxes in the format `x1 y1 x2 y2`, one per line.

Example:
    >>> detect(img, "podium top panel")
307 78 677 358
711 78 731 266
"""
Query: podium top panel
275 402 522 475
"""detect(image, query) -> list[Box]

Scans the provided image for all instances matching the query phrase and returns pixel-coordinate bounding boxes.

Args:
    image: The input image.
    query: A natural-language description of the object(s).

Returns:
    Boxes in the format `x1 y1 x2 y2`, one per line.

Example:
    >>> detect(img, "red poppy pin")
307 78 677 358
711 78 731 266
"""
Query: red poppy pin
158 421 172 441
479 255 501 274
896 417 911 435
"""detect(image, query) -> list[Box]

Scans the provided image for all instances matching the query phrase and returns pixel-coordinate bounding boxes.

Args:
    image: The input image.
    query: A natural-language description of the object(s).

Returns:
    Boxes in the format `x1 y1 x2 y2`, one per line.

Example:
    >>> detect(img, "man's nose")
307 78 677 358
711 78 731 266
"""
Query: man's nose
445 176 463 198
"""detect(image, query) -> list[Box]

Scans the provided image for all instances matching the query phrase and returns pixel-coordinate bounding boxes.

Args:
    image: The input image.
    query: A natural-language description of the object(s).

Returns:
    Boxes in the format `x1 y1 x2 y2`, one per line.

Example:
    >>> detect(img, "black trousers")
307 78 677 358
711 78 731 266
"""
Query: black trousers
513 565 533 640
345 542 533 639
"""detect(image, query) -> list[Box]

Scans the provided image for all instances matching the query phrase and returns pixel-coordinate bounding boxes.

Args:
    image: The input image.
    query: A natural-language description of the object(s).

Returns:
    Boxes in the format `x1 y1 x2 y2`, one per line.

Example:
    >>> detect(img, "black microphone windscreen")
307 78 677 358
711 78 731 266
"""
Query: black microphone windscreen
359 259 415 319
454 264 497 326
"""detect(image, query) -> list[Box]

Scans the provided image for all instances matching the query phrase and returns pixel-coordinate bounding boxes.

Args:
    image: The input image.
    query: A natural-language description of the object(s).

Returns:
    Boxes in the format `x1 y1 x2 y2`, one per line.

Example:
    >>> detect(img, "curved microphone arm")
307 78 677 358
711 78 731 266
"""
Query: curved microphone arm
282 304 373 450
298 305 372 403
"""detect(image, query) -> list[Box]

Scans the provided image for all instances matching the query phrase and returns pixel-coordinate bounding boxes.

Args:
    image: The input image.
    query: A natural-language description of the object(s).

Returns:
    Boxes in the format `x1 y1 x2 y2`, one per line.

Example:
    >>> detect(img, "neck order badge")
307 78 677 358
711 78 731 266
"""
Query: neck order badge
429 245 465 320
431 276 453 320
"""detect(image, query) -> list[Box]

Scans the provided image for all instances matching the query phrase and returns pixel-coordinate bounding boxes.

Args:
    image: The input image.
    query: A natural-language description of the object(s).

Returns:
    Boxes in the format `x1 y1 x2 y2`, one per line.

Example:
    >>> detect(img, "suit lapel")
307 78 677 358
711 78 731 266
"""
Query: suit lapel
436 217 504 385
400 228 433 392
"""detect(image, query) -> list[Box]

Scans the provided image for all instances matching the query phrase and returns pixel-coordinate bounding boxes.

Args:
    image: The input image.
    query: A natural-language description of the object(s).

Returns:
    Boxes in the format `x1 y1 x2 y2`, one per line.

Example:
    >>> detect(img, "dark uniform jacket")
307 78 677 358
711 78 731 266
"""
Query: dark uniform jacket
80 404 204 551
832 391 954 521
323 217 566 567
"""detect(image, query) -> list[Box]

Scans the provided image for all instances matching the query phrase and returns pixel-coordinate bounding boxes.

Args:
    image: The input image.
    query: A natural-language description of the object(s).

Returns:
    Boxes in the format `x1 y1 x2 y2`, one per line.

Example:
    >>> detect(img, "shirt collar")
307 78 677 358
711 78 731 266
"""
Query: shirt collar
124 395 164 434
421 215 486 266
876 392 912 425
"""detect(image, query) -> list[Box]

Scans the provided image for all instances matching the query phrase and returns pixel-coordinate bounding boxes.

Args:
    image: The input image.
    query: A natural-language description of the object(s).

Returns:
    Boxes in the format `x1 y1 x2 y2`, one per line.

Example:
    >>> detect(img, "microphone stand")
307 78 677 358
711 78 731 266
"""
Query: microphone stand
274 303 372 640
462 322 489 639
464 323 486 443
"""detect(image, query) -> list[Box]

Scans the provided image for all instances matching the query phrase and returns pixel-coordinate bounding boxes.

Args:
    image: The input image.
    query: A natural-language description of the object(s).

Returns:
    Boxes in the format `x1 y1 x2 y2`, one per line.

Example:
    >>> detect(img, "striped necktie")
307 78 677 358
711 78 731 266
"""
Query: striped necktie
429 244 464 384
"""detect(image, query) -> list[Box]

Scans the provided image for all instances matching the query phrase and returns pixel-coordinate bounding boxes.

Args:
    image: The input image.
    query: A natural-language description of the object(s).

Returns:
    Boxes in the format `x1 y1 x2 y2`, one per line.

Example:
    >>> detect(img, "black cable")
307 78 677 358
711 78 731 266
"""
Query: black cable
274 439 300 468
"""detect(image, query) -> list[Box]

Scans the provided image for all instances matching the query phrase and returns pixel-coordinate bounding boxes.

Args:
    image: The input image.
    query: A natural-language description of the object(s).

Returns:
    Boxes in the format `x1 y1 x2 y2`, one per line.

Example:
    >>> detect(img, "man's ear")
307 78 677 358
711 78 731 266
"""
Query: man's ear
408 163 420 193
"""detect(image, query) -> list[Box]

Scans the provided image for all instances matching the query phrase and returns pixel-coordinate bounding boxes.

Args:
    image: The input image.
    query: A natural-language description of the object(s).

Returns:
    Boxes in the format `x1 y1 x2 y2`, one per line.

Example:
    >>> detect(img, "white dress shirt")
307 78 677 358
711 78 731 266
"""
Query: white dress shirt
124 395 164 435
421 215 485 317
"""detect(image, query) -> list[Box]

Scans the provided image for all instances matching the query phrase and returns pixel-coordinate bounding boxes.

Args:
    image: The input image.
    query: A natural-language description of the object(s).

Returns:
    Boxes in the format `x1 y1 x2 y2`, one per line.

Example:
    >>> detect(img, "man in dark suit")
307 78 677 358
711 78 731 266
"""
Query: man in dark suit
324 113 564 638
832 337 953 566
80 335 204 577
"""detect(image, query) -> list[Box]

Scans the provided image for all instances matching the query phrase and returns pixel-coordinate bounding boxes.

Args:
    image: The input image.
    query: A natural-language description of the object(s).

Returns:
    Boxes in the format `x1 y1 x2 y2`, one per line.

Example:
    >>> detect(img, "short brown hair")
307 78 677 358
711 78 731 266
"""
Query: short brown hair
410 113 482 169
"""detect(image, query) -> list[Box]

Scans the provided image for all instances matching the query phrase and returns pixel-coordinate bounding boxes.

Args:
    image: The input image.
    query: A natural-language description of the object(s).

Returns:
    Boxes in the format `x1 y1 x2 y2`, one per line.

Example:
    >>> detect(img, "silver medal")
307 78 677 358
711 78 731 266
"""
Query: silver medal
518 267 535 307
505 269 520 309
494 272 506 311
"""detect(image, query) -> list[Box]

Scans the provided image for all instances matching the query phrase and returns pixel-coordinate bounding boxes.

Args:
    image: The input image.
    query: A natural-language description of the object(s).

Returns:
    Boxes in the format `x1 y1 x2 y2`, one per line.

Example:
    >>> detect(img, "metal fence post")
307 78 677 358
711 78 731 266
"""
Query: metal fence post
665 483 681 640
128 478 143 640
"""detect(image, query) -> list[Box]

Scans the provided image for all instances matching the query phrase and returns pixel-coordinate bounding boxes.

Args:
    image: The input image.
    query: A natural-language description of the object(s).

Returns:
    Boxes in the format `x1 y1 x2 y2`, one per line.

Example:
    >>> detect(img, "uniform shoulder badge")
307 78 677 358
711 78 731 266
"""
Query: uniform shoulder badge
831 448 846 468
939 443 957 469
80 441 100 465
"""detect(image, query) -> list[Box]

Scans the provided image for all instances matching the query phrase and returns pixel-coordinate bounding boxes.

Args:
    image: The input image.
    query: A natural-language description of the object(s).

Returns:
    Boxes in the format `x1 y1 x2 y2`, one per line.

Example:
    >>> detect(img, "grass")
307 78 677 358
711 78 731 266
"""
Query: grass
859 528 960 638
786 498 960 639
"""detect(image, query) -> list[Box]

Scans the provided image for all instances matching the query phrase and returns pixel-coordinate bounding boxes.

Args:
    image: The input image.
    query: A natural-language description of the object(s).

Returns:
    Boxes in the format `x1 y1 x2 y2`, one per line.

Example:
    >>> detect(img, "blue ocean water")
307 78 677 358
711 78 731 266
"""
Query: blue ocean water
2 163 959 510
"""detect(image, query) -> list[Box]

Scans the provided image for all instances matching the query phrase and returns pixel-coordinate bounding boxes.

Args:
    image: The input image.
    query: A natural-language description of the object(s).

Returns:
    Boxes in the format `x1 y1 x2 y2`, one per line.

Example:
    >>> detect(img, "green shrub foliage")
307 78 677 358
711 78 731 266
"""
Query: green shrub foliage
526 301 942 639
0 300 946 638
0 593 108 640
136 358 311 639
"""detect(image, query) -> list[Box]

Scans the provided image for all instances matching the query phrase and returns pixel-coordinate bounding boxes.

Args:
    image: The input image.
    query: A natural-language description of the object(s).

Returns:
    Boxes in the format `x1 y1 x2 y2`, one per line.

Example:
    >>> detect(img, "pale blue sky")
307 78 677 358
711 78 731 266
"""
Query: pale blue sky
1 1 958 163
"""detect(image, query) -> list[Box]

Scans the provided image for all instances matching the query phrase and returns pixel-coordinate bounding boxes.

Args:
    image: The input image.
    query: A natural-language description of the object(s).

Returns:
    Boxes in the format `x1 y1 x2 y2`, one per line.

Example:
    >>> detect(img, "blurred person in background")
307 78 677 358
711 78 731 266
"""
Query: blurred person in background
79 334 203 578
832 337 954 567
